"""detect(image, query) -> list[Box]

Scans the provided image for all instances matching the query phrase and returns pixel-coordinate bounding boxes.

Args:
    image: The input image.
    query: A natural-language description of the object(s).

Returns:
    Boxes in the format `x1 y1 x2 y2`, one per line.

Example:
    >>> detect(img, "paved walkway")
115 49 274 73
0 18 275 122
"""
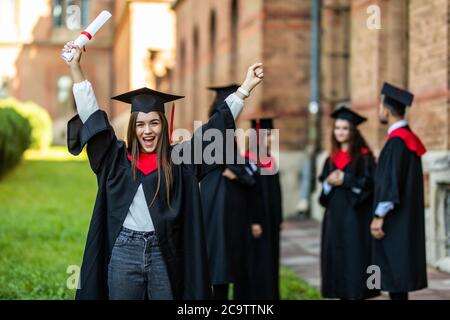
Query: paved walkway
281 218 450 300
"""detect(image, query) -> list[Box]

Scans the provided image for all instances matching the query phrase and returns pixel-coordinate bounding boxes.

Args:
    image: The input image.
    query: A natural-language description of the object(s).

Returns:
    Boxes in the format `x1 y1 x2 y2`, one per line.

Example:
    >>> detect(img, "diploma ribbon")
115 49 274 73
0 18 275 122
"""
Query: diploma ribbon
81 31 92 40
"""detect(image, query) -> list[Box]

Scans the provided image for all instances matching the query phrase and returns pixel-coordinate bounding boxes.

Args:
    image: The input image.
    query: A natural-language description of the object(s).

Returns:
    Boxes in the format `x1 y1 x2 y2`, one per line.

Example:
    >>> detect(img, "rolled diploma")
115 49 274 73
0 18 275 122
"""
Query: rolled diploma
61 10 112 62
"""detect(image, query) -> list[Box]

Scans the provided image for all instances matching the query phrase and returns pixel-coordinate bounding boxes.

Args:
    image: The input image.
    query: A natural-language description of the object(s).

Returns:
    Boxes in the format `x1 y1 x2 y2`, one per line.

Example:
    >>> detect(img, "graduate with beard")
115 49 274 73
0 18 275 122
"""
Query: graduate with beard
244 117 282 300
200 84 257 300
319 104 380 300
62 41 264 300
371 83 428 300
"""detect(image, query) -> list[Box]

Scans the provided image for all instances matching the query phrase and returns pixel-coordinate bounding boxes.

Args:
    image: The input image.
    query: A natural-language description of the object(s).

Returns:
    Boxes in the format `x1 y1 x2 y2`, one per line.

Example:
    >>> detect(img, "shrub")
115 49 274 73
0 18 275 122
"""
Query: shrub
0 108 32 177
0 98 52 150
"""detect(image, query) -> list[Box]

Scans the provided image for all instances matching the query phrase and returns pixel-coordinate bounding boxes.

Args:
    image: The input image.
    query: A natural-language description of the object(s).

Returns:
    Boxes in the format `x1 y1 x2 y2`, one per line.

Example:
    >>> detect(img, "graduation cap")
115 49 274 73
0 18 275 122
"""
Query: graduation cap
207 84 240 116
331 105 367 127
251 118 274 130
112 87 184 143
381 82 414 112
111 87 184 113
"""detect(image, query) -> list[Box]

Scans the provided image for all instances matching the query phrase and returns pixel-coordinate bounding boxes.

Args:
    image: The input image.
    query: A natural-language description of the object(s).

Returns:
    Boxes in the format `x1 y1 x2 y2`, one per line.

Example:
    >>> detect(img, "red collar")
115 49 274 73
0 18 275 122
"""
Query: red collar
387 127 426 157
331 148 369 170
127 152 158 175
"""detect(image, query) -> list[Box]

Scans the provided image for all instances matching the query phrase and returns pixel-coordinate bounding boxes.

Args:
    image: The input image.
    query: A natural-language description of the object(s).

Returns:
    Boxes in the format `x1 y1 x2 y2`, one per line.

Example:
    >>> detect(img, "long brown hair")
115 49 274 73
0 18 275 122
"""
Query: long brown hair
127 112 173 208
330 119 373 169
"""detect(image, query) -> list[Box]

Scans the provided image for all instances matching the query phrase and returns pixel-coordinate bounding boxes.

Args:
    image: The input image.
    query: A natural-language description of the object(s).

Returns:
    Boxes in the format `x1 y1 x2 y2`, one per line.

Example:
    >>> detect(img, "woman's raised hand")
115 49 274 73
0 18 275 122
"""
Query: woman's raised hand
240 63 264 94
62 41 86 83
62 41 83 67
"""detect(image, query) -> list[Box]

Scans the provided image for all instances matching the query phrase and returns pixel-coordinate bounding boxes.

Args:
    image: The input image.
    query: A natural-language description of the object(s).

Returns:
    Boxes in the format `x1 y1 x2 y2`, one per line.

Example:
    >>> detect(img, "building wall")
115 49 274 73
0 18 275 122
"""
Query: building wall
320 0 351 151
409 0 449 151
172 0 310 149
172 0 266 132
111 0 175 140
0 0 114 144
171 0 312 217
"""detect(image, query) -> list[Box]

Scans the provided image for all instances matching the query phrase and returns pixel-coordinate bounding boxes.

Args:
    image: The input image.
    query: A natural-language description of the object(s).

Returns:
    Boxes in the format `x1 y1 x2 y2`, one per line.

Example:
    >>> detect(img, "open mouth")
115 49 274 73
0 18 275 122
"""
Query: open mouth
142 136 156 147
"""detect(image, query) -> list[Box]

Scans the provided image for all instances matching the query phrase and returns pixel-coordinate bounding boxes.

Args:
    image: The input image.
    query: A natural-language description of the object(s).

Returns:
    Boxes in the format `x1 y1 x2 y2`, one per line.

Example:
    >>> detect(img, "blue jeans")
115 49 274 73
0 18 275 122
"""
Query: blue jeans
108 227 173 300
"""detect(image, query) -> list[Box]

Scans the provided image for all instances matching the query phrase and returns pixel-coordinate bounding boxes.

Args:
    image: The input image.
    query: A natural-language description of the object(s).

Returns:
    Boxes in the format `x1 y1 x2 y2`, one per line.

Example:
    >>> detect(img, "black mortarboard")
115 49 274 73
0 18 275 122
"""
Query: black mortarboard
251 118 274 130
111 87 184 113
207 84 240 116
331 105 367 127
381 82 414 111
208 84 240 103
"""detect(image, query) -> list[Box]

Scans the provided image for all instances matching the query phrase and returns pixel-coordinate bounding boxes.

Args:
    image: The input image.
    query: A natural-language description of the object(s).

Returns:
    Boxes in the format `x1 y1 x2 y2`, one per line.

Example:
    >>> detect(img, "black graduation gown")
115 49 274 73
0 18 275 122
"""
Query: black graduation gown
319 154 380 300
248 166 282 300
67 102 236 300
200 159 256 286
373 133 428 293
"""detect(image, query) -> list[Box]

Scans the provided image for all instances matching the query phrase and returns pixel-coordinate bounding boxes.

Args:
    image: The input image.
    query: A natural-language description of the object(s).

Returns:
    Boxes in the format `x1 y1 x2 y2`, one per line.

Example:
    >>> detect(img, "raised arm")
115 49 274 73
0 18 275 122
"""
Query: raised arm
63 41 117 174
177 63 264 180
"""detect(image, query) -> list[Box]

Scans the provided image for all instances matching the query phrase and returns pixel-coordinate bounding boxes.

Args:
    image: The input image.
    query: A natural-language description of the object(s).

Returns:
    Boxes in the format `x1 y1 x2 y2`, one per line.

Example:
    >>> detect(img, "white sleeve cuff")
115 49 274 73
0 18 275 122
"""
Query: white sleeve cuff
73 80 100 123
375 201 394 217
323 181 332 195
225 93 244 120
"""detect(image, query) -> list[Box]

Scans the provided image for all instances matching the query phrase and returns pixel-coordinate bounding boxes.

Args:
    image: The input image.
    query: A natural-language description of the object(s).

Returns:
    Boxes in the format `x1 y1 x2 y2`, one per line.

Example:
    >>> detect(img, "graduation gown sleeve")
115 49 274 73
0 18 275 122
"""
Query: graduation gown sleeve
318 158 332 207
67 109 120 300
341 154 375 207
374 138 405 207
67 110 117 174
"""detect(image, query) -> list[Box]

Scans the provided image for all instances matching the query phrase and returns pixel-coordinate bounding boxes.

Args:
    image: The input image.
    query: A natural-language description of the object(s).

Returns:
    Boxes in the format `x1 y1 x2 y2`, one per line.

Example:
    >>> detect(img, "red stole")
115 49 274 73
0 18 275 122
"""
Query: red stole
331 148 369 170
127 152 158 175
387 127 426 157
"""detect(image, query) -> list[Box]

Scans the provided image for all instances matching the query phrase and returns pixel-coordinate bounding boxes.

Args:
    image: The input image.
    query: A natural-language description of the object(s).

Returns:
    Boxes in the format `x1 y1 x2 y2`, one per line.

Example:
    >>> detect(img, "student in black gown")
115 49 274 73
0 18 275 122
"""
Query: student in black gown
200 84 257 300
62 41 264 300
245 118 283 300
371 83 428 300
319 105 380 300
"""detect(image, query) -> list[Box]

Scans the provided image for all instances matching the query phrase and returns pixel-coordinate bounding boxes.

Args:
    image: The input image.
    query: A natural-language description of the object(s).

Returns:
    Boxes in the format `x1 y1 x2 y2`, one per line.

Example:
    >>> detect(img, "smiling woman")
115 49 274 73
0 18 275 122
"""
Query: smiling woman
62 41 264 300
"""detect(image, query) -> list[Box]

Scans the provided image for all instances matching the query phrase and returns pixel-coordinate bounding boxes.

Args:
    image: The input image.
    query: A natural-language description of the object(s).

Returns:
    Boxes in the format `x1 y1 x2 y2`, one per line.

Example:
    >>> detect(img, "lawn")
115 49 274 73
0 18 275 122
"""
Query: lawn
0 147 95 299
0 147 320 300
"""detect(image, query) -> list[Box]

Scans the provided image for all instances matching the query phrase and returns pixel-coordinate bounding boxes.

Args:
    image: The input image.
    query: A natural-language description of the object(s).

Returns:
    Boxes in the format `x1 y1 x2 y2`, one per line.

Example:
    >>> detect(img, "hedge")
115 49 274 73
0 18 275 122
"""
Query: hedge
0 98 52 150
0 108 32 177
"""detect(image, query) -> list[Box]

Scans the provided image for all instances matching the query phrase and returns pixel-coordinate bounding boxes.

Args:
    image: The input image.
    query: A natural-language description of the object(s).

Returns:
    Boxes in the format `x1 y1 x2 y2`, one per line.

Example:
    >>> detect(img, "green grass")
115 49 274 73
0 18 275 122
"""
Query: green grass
0 148 95 299
280 267 322 300
0 148 321 299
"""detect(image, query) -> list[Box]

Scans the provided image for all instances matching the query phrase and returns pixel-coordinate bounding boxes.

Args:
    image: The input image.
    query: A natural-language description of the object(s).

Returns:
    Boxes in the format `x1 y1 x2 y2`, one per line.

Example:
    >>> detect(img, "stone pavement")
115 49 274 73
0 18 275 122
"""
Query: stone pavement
280 218 450 300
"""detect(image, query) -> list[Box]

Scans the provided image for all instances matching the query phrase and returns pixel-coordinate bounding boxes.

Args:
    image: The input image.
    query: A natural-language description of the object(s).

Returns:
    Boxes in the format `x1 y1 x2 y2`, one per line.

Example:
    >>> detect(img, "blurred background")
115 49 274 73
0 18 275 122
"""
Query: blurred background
1 0 450 299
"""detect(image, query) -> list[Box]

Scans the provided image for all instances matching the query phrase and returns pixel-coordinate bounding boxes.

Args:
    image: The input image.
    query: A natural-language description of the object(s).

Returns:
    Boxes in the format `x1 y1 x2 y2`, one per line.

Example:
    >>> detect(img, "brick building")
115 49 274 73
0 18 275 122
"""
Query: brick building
171 0 312 217
171 0 450 272
0 0 175 143
0 0 114 143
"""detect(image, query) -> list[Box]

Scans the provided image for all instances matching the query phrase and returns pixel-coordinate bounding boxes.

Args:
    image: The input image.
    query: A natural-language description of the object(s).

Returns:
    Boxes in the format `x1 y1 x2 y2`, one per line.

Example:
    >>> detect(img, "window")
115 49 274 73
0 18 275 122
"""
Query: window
52 0 90 29
0 0 17 40
0 0 16 26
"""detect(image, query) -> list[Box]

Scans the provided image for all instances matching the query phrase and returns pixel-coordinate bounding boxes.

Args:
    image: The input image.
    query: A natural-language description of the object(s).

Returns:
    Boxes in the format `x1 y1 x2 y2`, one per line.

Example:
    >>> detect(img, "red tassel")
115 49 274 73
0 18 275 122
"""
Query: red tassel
256 119 260 166
170 103 175 144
